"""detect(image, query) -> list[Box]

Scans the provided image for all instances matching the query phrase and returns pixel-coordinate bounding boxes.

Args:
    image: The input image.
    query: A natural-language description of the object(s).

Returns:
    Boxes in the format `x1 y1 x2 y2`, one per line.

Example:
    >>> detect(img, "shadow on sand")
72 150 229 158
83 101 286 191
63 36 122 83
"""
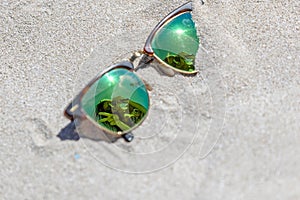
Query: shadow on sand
57 121 80 141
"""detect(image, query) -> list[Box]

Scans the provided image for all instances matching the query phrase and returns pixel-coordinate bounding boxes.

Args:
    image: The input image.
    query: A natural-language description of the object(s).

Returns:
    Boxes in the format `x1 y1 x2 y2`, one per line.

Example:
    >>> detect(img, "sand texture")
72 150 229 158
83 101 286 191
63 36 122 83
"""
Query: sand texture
1 0 299 199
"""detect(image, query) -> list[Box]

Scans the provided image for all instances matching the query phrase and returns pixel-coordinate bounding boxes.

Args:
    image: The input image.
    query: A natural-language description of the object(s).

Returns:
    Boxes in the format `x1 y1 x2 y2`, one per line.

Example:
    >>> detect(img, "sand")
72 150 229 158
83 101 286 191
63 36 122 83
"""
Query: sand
1 0 299 199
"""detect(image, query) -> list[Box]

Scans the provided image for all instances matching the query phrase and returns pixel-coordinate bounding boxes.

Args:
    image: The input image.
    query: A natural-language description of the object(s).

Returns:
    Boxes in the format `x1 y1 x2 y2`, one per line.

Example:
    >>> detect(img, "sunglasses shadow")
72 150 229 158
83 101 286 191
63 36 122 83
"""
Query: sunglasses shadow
57 121 135 142
57 121 80 141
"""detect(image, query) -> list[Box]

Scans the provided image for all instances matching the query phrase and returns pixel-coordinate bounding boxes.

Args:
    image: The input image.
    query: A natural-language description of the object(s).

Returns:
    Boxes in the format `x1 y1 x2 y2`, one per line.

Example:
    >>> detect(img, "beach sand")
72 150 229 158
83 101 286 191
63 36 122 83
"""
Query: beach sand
1 0 299 199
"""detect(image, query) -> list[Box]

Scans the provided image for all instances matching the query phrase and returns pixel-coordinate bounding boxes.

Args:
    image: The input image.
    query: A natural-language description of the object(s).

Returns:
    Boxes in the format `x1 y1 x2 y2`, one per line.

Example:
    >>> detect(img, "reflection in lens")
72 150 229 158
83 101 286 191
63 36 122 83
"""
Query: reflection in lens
81 68 149 133
151 12 199 73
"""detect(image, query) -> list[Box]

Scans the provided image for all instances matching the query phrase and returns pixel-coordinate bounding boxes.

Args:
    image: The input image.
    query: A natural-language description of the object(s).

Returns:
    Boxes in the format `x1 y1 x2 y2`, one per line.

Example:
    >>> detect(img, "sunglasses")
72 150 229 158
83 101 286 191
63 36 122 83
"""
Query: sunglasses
64 2 200 143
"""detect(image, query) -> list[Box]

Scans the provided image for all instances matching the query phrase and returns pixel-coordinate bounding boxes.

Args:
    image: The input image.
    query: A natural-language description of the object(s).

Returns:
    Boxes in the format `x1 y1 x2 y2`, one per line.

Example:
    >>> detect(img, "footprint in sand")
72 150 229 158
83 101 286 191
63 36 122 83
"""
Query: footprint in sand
24 118 53 147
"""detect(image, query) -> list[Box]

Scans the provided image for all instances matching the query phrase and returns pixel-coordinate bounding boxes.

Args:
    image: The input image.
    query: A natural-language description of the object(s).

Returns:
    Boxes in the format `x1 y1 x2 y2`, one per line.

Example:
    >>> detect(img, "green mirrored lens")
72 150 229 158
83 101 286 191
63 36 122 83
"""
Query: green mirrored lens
81 68 149 133
151 12 199 72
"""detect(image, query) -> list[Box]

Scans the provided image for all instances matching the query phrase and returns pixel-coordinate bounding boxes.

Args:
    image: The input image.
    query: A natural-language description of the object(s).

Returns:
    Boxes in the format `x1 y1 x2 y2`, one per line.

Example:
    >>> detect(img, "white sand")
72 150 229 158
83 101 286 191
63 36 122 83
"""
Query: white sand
1 0 299 199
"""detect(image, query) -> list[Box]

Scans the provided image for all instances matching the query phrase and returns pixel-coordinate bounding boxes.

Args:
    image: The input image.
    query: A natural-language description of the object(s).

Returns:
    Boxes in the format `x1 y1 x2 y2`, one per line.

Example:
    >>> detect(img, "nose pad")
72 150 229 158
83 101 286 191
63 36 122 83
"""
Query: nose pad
134 54 154 71
122 133 134 142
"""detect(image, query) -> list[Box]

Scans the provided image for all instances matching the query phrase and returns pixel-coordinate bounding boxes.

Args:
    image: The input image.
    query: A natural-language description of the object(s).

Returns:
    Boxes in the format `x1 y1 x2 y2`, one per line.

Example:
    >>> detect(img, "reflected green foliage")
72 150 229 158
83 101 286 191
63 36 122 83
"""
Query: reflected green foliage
81 68 149 133
151 12 199 72
96 96 147 132
164 52 195 72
